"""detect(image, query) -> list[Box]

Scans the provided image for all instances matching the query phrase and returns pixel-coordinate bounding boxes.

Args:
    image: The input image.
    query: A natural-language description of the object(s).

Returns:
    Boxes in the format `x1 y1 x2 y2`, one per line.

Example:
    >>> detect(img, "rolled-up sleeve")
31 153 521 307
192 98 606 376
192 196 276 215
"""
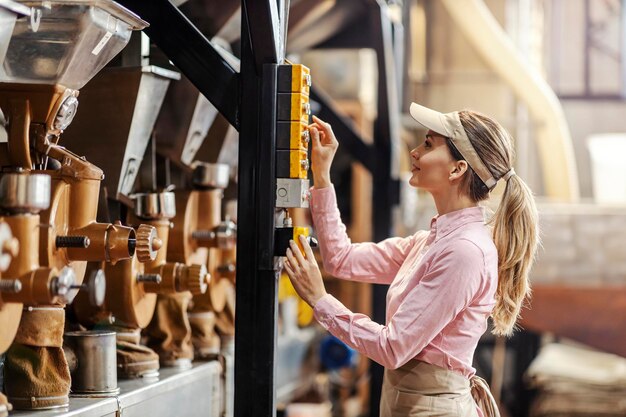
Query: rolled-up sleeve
310 185 421 284
313 239 485 369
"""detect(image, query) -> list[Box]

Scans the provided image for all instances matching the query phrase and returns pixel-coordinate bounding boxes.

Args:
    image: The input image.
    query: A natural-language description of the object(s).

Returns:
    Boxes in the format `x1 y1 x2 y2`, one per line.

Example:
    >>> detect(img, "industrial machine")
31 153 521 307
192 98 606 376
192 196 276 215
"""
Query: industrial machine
148 75 238 368
0 0 153 409
0 0 325 415
57 42 214 375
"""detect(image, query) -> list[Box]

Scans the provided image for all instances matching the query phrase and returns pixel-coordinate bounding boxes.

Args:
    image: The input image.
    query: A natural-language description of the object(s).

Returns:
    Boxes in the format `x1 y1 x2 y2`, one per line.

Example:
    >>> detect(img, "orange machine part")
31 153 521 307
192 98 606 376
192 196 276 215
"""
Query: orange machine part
0 214 50 351
104 256 157 329
167 191 208 265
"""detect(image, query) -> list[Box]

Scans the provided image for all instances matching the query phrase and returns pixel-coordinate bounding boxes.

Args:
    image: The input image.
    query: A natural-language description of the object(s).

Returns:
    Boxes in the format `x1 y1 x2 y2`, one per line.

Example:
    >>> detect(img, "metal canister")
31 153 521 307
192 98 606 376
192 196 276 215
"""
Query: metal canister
64 330 119 396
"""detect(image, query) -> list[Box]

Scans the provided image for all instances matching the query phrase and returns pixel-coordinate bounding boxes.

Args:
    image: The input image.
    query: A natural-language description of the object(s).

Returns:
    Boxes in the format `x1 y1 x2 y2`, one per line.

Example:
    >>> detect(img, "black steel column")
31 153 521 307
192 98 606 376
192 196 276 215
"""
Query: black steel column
369 2 402 416
235 1 282 416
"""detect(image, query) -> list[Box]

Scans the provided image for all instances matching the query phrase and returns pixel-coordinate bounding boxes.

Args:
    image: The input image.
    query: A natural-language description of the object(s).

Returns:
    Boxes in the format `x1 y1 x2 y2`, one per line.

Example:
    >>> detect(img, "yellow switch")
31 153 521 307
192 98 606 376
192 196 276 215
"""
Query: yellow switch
293 226 309 254
290 150 309 179
277 121 309 151
278 63 311 96
277 93 311 124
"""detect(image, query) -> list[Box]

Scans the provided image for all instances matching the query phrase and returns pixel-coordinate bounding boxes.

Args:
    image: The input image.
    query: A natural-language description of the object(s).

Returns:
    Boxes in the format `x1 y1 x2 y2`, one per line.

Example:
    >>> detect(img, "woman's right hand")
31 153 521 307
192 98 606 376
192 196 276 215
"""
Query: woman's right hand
309 115 338 189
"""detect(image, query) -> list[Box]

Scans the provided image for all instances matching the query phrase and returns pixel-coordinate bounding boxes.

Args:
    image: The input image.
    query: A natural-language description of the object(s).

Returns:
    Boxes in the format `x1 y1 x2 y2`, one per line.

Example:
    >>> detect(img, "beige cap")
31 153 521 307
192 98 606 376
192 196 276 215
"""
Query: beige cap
409 103 496 189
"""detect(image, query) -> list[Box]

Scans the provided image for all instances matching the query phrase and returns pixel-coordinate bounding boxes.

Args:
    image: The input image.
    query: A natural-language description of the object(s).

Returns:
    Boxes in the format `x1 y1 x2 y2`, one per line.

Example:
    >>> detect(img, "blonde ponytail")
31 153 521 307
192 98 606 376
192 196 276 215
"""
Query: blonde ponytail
490 175 539 336
449 110 540 336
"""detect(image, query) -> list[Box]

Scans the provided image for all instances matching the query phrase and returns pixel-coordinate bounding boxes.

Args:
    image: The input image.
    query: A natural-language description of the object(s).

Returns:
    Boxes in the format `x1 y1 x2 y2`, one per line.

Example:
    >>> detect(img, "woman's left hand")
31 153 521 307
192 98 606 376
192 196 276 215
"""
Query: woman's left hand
284 235 327 308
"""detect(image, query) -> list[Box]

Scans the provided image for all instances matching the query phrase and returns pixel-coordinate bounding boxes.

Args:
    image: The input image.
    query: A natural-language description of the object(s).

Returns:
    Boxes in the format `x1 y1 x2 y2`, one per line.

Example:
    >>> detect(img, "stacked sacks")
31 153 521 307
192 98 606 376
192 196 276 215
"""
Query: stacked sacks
526 343 626 417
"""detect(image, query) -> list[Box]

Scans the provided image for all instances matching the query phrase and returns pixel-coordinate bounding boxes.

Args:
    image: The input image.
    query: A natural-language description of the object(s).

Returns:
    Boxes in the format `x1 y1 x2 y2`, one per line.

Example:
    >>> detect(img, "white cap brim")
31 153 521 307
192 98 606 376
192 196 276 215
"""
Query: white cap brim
409 102 452 137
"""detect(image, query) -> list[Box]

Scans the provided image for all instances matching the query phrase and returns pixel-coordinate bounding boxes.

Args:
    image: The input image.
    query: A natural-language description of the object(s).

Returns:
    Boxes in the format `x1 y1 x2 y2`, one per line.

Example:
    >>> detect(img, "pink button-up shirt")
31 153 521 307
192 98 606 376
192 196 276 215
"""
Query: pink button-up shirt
311 185 498 377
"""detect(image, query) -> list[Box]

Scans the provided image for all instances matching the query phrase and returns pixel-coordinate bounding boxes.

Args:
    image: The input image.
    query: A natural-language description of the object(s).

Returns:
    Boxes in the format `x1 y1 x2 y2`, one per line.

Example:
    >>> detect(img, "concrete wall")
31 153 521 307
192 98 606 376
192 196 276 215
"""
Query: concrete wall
534 203 626 285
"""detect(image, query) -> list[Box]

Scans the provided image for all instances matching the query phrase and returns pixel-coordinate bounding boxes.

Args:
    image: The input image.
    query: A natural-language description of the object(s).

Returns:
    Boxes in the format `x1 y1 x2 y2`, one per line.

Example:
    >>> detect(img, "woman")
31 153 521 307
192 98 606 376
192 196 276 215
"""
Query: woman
284 103 539 417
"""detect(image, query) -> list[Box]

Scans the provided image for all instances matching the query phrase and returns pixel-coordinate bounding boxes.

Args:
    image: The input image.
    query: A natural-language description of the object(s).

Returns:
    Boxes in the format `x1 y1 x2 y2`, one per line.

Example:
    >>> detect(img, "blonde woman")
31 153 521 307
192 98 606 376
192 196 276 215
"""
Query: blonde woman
284 104 539 417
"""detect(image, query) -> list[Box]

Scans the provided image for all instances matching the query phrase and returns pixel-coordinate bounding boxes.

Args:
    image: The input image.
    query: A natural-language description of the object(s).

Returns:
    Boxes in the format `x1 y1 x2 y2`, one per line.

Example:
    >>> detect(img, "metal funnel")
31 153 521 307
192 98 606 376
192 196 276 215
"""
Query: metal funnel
60 66 179 202
154 75 220 167
0 0 147 89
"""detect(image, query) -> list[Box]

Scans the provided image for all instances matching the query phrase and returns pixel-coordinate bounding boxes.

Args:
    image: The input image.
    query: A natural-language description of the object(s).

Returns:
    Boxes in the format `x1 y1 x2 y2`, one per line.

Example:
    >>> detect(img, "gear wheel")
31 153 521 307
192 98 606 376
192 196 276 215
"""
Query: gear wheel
135 224 161 262
179 264 209 295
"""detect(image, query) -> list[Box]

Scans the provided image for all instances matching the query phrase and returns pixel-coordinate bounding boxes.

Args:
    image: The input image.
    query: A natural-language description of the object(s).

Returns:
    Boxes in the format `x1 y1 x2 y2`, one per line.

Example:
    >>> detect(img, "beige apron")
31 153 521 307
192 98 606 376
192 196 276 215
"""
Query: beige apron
380 360 501 417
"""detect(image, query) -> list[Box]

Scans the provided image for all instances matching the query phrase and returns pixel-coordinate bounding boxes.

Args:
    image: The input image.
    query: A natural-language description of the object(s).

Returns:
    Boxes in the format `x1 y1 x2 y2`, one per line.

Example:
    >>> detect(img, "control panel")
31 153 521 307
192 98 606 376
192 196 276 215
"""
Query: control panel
275 63 312 208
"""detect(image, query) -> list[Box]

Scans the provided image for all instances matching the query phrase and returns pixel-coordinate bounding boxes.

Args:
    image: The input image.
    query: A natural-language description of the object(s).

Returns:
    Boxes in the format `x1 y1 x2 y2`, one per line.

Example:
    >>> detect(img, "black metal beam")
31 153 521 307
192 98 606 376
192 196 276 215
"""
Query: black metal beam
116 0 240 129
310 86 374 173
369 1 402 416
235 1 282 416
241 0 281 74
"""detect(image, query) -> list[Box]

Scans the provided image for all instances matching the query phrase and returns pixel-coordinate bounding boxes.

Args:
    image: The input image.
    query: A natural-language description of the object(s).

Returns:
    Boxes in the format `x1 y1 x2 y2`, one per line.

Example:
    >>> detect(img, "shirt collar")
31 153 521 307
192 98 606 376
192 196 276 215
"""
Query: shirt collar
429 206 486 241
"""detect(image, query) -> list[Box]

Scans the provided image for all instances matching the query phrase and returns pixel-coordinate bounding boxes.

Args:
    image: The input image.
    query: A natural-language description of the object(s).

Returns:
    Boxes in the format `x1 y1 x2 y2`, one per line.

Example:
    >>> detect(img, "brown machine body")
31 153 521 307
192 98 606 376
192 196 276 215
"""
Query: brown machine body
173 184 236 351
1 83 137 284
168 190 212 265
192 189 228 312
73 221 163 329
169 189 234 311
38 167 135 286
103 257 156 329
0 216 29 353
0 214 60 350
0 84 70 170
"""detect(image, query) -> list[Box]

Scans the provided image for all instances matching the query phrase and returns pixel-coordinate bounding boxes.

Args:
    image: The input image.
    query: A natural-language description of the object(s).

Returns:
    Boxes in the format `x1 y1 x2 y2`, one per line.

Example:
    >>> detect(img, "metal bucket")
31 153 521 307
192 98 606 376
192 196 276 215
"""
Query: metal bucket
64 330 119 397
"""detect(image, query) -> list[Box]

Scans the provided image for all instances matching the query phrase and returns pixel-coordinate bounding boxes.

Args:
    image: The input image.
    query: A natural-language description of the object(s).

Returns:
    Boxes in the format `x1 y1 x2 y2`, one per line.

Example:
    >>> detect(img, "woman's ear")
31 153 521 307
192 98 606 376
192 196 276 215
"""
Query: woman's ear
449 160 469 181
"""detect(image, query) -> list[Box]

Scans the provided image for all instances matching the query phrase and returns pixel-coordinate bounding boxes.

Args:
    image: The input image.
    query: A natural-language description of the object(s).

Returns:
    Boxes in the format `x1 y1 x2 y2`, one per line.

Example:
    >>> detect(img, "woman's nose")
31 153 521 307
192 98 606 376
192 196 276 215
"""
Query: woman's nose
410 148 419 159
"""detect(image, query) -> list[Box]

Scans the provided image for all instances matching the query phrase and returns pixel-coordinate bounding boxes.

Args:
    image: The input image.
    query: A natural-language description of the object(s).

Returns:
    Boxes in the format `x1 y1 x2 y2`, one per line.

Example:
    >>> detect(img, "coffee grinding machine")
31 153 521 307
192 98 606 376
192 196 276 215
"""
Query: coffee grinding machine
0 172 82 410
0 0 149 409
59 53 213 374
182 163 237 359
0 175 24 417
150 79 237 367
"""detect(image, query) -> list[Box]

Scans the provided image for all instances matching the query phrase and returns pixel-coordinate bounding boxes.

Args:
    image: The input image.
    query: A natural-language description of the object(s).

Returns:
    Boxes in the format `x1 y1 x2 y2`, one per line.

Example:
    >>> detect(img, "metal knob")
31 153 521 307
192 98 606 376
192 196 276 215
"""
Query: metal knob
0 279 22 293
56 235 90 248
74 269 106 307
178 264 209 295
52 94 79 132
52 266 106 307
136 274 162 284
191 229 215 242
135 224 161 262
217 263 236 274
51 267 77 304
215 220 237 249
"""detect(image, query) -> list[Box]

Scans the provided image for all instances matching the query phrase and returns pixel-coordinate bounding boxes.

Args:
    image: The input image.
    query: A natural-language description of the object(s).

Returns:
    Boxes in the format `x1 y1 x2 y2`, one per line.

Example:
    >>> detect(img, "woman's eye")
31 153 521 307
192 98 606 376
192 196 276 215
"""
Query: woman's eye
424 141 431 148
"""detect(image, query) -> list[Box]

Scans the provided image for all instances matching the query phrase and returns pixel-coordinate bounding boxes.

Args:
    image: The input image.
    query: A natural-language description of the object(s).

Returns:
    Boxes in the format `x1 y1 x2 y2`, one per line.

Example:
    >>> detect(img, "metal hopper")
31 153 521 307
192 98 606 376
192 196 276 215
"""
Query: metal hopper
0 0 30 66
0 0 147 88
60 65 180 203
